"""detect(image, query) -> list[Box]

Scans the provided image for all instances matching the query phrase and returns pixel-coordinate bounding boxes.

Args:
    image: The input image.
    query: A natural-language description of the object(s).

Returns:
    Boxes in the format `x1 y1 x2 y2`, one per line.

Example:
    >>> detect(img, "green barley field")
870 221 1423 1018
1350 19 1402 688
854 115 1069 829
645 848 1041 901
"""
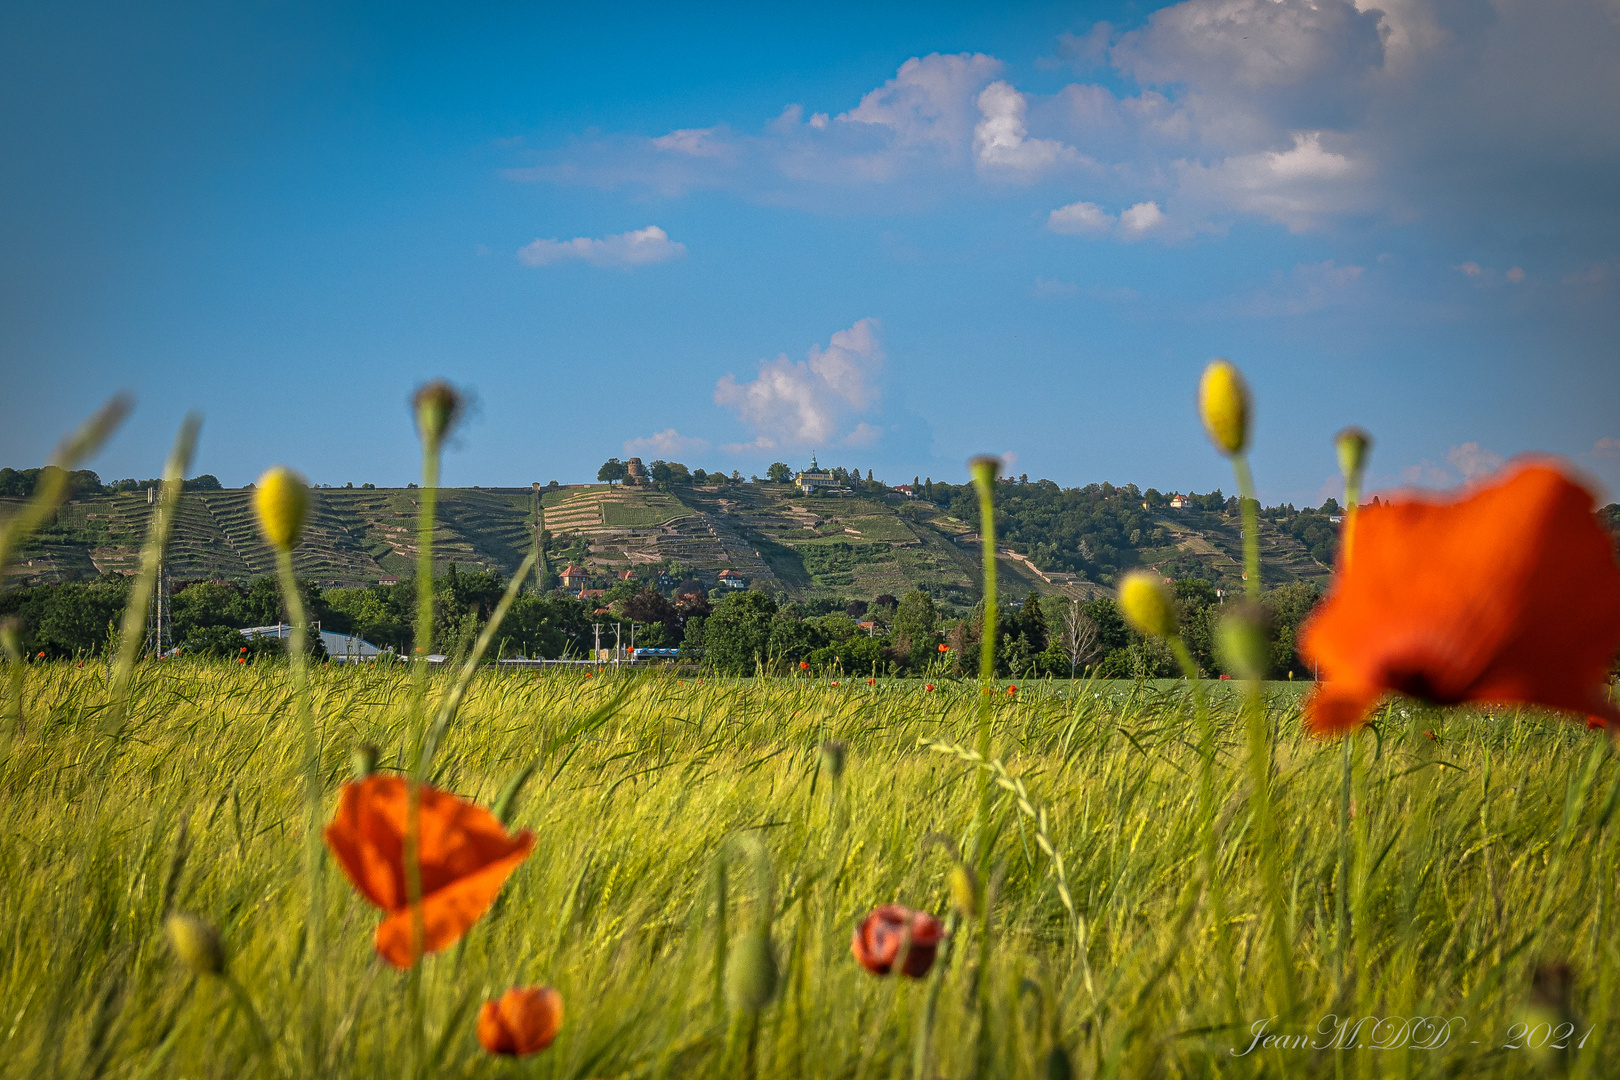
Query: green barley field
3 662 1617 1078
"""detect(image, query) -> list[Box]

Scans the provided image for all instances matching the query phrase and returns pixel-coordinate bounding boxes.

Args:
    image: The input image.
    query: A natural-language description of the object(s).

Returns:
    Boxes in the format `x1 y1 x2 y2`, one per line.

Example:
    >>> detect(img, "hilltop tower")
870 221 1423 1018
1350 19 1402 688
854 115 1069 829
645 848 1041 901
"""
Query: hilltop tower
625 457 647 486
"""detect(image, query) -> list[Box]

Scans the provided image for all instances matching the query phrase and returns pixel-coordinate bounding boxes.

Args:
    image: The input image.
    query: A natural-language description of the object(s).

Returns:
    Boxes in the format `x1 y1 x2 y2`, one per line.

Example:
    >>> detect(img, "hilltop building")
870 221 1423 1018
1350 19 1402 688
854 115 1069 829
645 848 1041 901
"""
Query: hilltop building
794 455 837 495
624 458 648 486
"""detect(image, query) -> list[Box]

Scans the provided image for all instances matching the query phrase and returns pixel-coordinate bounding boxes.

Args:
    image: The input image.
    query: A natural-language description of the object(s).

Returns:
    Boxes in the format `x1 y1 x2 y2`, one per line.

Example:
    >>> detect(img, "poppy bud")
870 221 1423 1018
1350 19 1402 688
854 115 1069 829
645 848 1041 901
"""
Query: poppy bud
1216 602 1271 681
948 863 977 920
852 905 946 978
253 466 308 552
1198 360 1251 457
412 380 464 448
1334 426 1372 484
166 912 225 975
819 740 846 781
725 925 779 1013
1118 571 1178 640
477 986 563 1056
351 743 379 779
968 455 1001 493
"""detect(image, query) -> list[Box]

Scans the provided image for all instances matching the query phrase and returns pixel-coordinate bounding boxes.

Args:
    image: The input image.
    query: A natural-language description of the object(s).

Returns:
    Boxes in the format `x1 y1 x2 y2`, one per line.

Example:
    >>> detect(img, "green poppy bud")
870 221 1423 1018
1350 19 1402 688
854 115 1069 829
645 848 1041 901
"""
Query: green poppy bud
166 912 225 975
412 380 464 449
1216 602 1272 681
725 924 779 1014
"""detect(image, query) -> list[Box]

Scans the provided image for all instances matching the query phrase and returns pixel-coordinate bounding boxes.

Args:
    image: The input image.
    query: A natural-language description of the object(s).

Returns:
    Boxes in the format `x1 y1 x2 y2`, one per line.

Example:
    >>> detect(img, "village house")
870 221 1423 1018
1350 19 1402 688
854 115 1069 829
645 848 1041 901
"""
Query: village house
717 569 747 590
558 565 589 588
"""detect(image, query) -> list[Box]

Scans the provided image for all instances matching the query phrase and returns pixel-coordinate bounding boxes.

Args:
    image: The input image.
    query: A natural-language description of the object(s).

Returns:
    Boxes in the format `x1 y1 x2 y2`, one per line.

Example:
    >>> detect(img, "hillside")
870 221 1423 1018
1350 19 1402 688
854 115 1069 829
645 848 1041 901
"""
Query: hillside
0 479 1360 610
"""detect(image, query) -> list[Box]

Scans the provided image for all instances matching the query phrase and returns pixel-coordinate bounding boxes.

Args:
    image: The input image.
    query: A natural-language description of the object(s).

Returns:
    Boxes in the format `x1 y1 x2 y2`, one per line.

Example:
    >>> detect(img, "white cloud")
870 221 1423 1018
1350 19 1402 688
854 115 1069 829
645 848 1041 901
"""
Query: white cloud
651 127 733 160
973 81 1080 172
517 226 686 268
1457 261 1483 277
1505 266 1525 283
1593 436 1620 460
840 53 1003 152
1047 200 1115 235
1119 200 1169 237
1445 441 1505 479
1175 132 1368 231
624 428 711 458
713 319 885 449
1224 259 1366 316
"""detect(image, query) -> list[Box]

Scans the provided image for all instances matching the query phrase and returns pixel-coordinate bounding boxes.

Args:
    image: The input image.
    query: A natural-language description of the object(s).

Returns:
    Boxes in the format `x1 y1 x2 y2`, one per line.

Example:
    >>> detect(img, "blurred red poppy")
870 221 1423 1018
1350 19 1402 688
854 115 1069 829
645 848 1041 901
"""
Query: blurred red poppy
1006 685 1017 696
852 904 946 977
799 661 809 670
867 677 876 685
938 644 949 653
477 986 562 1056
1302 462 1620 736
925 684 935 691
324 776 535 967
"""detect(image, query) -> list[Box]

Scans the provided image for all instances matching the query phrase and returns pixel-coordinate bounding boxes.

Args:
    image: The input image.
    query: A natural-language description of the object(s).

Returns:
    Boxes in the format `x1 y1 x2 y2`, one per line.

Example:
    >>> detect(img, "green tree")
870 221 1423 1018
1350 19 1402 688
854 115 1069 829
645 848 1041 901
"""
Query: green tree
702 591 778 674
766 462 793 484
597 458 628 484
891 590 938 669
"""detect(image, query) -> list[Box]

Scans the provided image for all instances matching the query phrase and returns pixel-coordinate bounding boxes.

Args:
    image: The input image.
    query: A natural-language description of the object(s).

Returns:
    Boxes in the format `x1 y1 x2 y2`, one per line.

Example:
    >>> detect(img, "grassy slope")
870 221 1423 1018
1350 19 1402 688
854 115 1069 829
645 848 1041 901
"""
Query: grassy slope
3 664 1616 1077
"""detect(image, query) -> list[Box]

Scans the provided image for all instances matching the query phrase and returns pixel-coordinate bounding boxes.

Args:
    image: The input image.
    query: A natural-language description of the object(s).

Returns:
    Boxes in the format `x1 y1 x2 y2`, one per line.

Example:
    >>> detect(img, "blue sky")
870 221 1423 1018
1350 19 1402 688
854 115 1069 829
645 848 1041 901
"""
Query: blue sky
2 0 1617 506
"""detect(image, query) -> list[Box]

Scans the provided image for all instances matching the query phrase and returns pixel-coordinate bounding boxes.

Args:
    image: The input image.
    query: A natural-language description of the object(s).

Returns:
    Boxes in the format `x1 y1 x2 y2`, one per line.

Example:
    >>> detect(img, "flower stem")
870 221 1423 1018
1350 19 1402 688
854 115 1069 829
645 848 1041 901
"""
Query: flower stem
1231 456 1261 600
274 547 323 1073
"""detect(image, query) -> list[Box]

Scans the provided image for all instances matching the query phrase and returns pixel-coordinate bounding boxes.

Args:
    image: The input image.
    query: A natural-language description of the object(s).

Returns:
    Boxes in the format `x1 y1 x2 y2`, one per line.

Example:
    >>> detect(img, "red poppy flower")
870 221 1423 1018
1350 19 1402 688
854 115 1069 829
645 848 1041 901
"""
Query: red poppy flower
323 776 535 968
938 644 949 653
36 651 44 659
799 661 809 670
1301 462 1620 736
925 684 935 691
867 677 876 685
1006 685 1017 696
237 657 246 664
477 986 563 1056
852 905 946 977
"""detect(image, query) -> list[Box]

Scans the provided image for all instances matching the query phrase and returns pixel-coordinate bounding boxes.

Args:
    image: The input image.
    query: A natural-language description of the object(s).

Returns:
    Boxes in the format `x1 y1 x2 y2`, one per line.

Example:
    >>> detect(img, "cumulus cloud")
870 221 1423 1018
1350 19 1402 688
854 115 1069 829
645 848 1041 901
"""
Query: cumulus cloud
624 428 711 457
517 226 685 268
1593 436 1620 460
973 81 1080 172
841 53 1002 152
1047 200 1114 235
1175 131 1369 231
1047 199 1185 241
1445 441 1506 479
714 319 884 450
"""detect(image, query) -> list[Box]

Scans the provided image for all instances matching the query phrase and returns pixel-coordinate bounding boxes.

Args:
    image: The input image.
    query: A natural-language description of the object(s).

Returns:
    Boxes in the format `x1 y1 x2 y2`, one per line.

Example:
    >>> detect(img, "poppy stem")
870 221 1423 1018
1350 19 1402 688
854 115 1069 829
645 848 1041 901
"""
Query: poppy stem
1167 636 1242 1026
1231 456 1261 601
273 546 324 1072
403 427 440 1080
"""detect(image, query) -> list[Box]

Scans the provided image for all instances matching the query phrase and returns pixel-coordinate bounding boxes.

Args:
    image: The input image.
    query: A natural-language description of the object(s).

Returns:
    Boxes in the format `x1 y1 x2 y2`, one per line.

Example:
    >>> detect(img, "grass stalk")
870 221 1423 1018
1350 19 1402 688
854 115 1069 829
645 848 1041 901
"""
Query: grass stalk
107 414 201 730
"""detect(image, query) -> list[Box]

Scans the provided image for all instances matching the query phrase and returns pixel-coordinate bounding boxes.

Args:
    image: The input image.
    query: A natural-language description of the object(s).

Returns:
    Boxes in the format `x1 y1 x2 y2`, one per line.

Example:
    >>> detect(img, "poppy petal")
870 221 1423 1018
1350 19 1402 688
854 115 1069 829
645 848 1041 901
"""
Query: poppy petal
1301 462 1620 736
373 832 535 968
478 986 563 1056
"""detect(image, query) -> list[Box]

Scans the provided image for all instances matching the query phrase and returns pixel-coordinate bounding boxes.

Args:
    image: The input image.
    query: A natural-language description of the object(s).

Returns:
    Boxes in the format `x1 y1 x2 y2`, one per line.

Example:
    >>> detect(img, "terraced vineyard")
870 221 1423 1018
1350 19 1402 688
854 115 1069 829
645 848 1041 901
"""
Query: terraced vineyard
2 481 1342 607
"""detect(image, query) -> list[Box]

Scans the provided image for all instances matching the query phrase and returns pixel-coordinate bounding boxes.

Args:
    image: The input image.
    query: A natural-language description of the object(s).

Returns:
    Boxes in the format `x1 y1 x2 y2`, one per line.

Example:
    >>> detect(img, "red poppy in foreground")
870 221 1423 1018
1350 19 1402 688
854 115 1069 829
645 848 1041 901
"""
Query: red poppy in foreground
1301 462 1620 736
324 776 536 968
938 643 949 653
477 986 563 1056
852 904 947 977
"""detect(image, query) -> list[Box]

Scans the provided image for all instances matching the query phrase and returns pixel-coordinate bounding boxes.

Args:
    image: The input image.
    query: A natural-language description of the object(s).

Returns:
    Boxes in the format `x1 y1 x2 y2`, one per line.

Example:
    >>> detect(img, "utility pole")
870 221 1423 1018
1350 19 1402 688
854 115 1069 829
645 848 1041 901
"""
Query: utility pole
613 623 621 665
592 622 602 663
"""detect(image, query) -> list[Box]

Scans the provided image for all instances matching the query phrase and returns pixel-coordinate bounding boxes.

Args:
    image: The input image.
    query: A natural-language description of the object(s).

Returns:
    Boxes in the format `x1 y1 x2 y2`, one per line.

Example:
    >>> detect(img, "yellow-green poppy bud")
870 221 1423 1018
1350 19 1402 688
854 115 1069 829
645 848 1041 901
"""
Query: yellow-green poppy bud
1198 360 1251 457
1118 571 1177 640
253 466 308 551
1216 602 1272 681
1334 426 1372 482
413 380 464 448
819 740 846 781
948 863 978 920
166 912 225 975
724 924 779 1014
351 743 379 779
